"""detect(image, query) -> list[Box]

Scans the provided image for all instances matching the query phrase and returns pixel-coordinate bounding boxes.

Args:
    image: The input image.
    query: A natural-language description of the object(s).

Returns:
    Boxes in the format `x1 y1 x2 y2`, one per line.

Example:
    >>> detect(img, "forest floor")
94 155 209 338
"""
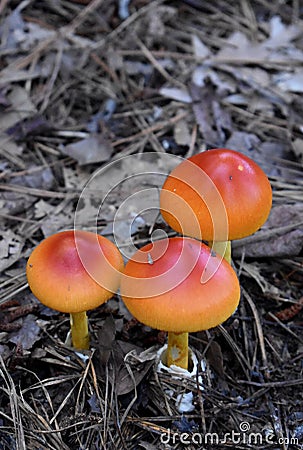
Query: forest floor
0 1 303 449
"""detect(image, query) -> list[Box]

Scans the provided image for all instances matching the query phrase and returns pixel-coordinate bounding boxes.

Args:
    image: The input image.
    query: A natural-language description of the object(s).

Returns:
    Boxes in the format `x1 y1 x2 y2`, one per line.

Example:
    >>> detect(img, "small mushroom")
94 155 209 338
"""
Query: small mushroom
120 236 240 370
26 230 124 350
160 148 272 262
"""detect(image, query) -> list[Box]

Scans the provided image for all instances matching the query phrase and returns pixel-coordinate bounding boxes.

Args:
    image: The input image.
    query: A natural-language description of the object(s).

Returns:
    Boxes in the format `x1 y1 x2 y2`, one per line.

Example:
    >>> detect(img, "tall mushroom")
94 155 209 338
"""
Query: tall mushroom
120 236 240 370
160 148 272 263
26 230 124 350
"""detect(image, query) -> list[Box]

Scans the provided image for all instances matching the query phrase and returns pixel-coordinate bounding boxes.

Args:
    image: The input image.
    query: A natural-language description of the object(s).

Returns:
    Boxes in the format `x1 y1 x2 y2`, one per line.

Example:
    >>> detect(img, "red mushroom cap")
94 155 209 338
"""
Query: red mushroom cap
160 149 272 241
26 230 124 313
120 237 240 332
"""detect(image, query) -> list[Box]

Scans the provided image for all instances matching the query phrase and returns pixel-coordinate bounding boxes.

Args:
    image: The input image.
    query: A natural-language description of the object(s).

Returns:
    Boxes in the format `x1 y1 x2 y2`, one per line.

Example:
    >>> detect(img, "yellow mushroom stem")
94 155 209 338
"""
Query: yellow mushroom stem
167 331 189 370
209 240 231 264
70 311 89 350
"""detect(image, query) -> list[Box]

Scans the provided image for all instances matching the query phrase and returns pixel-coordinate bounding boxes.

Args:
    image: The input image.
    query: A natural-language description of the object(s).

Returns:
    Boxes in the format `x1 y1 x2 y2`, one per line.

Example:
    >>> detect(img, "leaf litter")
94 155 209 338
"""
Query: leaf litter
0 1 302 449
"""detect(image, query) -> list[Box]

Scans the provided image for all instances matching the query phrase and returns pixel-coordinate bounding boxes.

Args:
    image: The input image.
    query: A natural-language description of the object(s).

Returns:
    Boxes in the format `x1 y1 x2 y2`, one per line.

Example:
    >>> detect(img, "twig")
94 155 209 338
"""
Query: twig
112 111 188 147
136 37 186 89
242 289 269 378
0 356 26 450
91 0 166 50
267 312 303 344
0 183 78 199
63 0 105 34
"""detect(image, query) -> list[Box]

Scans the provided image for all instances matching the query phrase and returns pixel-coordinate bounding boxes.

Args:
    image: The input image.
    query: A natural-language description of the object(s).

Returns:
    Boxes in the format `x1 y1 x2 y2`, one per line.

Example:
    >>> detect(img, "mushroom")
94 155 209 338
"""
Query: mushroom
26 230 124 350
160 148 272 263
120 236 240 370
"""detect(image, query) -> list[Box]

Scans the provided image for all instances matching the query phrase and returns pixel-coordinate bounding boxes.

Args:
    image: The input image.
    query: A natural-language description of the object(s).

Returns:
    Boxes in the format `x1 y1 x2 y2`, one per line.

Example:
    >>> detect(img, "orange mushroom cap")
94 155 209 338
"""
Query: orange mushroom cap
160 149 272 241
26 230 124 313
120 237 240 332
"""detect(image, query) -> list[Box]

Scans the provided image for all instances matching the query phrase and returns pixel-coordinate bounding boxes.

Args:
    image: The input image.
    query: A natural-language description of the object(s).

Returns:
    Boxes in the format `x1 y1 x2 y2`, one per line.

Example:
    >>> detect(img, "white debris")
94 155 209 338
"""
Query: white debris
176 391 195 413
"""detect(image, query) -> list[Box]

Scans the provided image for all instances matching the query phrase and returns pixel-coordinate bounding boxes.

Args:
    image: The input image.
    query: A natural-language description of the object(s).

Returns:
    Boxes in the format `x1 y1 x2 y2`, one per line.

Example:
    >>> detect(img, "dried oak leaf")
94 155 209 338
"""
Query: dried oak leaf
233 204 303 258
8 314 41 350
60 134 113 165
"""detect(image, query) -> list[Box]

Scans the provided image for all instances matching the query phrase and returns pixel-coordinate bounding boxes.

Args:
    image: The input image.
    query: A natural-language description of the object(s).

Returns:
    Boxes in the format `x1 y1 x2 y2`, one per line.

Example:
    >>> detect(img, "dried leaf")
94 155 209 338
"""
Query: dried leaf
14 166 55 190
292 138 303 163
226 131 260 147
34 200 55 219
9 315 40 350
173 416 198 432
0 87 36 132
174 116 191 146
224 93 249 106
141 6 177 41
40 207 74 238
212 99 233 141
216 31 267 62
0 9 55 53
7 115 50 140
61 134 113 165
192 66 235 94
264 15 302 49
0 191 35 216
225 131 261 159
97 315 116 366
87 393 101 413
0 135 24 156
240 262 280 294
63 166 89 189
249 96 274 116
190 83 223 146
0 230 24 272
206 340 224 376
274 70 303 93
224 134 286 176
216 17 303 66
0 8 25 50
0 344 10 359
192 35 210 59
159 86 192 103
113 341 154 396
233 204 303 258
75 153 180 252
239 67 271 88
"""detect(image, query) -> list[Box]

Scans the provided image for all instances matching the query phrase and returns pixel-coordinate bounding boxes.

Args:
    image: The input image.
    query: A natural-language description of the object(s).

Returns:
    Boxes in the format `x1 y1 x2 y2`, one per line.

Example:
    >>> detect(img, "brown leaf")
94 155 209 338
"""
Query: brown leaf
233 204 303 258
8 315 40 350
159 86 192 103
0 86 36 132
112 341 154 396
216 31 267 62
0 230 24 272
206 340 224 376
97 315 116 366
212 99 233 143
61 134 113 165
190 83 220 146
